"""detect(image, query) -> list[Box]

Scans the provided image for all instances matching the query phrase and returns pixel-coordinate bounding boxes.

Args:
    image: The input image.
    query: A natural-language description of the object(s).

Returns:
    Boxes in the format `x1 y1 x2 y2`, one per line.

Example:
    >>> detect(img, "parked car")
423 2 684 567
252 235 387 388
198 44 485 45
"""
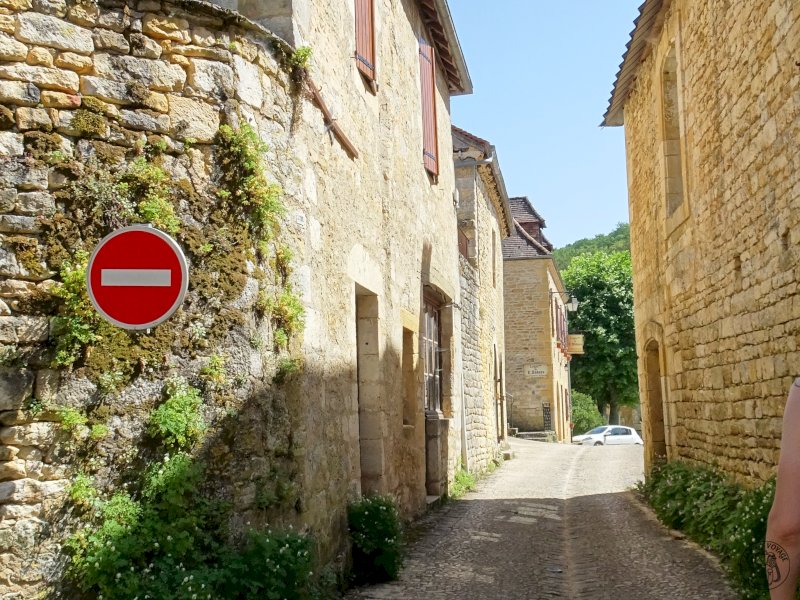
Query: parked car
572 425 643 446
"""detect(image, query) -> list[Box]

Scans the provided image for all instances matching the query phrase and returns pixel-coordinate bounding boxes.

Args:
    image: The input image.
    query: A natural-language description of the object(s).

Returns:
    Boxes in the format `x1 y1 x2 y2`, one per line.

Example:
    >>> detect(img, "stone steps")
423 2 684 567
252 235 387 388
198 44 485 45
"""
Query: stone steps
515 430 557 443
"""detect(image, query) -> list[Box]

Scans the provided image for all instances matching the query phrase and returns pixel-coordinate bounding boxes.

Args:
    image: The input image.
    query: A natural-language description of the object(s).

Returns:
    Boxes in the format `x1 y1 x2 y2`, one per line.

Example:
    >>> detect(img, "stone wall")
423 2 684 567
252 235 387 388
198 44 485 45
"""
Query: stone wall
0 0 466 594
503 257 571 440
455 160 505 471
459 256 485 464
621 0 800 480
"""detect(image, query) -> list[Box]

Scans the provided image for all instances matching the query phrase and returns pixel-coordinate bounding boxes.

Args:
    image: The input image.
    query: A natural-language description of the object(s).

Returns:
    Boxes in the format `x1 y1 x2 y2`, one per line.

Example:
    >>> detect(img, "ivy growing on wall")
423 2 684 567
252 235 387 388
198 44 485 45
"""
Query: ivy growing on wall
18 114 314 596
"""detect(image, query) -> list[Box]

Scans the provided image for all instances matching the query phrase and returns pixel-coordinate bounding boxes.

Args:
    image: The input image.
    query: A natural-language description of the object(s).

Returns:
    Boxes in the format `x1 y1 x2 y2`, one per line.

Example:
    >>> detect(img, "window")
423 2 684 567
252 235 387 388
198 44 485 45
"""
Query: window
661 44 684 219
354 0 376 84
422 299 441 412
419 36 438 176
402 327 416 426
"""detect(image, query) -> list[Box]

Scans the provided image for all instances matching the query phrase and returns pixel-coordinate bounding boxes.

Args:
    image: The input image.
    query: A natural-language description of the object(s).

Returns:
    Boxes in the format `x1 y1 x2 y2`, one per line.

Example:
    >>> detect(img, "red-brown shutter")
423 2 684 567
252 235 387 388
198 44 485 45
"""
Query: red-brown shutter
355 0 375 81
419 36 438 176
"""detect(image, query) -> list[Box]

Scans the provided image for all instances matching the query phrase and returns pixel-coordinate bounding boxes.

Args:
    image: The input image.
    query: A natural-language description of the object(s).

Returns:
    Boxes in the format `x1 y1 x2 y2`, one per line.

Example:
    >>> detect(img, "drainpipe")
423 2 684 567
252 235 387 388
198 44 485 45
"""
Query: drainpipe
460 377 468 472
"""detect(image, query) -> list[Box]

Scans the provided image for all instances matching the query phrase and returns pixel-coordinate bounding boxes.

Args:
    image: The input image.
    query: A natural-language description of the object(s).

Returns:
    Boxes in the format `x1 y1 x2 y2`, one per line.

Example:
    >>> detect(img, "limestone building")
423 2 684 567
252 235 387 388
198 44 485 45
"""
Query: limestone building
502 198 575 442
452 126 513 471
0 0 481 593
603 0 800 479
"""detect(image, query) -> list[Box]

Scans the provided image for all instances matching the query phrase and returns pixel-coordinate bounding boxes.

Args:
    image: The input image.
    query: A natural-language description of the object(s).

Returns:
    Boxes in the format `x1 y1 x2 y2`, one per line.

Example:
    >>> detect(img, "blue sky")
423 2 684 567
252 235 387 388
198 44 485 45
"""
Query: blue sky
449 1 641 248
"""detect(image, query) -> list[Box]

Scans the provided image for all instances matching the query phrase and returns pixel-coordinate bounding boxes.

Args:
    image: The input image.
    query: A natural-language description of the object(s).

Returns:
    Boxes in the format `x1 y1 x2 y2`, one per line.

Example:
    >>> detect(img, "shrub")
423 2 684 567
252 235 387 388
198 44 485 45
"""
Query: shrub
222 529 314 599
347 495 403 584
721 479 775 599
147 377 206 449
571 390 605 434
66 453 315 600
639 460 773 599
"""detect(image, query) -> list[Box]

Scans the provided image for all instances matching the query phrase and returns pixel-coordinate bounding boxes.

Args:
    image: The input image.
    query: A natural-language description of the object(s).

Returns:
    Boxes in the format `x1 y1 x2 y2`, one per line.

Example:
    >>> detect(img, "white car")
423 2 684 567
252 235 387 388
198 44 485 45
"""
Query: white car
572 425 643 446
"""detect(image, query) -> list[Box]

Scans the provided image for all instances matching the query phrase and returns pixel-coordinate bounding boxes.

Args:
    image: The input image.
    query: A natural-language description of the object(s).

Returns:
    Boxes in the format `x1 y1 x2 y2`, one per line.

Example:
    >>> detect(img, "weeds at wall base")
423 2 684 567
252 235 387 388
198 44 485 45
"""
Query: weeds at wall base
638 460 780 600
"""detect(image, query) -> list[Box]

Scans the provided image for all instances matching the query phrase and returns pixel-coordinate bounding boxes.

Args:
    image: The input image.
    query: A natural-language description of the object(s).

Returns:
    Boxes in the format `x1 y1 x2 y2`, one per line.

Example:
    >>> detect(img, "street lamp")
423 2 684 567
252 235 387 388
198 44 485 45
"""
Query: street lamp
549 290 580 312
566 295 579 313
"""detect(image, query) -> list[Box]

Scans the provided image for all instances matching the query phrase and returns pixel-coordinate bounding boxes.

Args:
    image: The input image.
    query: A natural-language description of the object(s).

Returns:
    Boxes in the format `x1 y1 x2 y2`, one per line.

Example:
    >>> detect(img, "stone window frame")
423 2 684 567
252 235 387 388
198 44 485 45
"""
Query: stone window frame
659 34 691 236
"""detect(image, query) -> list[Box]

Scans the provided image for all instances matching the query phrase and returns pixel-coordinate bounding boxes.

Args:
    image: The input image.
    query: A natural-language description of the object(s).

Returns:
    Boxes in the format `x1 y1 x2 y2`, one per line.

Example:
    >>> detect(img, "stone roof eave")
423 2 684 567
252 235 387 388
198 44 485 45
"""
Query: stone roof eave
476 153 513 238
602 0 671 126
417 0 472 95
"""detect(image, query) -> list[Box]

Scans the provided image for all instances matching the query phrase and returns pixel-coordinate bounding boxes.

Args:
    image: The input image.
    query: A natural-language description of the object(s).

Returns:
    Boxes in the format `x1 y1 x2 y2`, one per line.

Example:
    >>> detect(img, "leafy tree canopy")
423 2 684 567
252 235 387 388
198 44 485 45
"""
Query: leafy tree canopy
563 251 638 424
553 222 630 271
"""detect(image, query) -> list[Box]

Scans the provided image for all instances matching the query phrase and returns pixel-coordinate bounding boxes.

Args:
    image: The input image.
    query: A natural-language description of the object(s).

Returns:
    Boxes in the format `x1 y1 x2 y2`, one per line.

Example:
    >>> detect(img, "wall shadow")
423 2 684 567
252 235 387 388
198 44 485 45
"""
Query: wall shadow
347 490 737 600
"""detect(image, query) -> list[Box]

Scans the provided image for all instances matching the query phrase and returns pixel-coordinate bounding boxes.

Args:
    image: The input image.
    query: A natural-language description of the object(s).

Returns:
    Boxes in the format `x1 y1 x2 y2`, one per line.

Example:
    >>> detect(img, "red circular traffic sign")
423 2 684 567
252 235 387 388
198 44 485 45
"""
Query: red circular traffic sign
87 225 189 330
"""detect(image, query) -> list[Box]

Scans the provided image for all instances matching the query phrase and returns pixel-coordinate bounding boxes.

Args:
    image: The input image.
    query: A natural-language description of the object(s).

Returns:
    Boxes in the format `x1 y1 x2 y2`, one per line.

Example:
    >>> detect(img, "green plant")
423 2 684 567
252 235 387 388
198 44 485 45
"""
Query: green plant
51 251 101 367
123 157 180 233
200 353 228 387
449 468 477 499
24 397 45 417
273 328 289 350
275 288 305 333
721 479 775 599
639 460 774 599
68 472 99 509
571 390 605 434
348 495 404 584
58 406 88 435
97 369 125 396
147 377 206 450
89 423 109 441
66 452 315 600
273 357 302 385
223 529 314 598
288 46 312 70
216 123 284 242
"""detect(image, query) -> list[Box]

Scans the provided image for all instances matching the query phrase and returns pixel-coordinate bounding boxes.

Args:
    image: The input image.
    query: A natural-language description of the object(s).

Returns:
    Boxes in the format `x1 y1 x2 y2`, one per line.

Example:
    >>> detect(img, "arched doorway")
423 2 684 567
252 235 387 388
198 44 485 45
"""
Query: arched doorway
644 340 668 464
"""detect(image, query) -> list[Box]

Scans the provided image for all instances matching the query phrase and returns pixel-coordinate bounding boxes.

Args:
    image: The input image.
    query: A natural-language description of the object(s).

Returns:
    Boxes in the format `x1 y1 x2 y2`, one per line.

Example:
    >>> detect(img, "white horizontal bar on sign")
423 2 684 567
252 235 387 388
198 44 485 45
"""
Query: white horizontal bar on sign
101 269 171 287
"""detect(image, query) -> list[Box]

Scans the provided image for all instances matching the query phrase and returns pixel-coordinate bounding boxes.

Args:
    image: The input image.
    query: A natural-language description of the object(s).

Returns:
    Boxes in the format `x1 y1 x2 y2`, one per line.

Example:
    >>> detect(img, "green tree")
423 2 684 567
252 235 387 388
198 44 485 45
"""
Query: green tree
562 251 638 424
553 222 630 271
571 390 605 434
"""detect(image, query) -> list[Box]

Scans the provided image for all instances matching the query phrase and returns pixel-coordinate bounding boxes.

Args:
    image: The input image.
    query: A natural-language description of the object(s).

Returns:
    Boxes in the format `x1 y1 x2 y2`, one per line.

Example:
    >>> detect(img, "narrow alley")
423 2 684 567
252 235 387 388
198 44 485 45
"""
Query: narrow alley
347 439 738 600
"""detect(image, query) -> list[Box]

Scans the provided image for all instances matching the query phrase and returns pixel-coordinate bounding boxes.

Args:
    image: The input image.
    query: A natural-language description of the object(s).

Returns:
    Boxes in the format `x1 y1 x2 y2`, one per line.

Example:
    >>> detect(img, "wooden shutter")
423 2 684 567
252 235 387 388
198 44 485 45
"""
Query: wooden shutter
355 0 375 81
419 36 438 176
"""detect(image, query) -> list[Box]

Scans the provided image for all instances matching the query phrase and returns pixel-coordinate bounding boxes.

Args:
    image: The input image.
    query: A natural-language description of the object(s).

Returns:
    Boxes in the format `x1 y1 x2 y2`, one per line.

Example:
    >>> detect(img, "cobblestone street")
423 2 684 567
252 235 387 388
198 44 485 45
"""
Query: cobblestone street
346 439 738 600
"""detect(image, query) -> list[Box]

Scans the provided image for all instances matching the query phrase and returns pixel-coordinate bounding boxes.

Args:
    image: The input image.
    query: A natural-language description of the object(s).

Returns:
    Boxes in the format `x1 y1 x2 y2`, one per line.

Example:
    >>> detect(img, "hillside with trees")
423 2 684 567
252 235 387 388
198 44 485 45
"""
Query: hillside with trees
553 222 630 271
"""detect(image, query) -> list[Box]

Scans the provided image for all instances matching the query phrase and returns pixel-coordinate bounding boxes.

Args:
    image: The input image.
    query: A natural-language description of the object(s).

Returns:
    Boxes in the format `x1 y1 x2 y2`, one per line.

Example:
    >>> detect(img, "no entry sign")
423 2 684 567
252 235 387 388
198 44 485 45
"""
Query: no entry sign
87 225 189 330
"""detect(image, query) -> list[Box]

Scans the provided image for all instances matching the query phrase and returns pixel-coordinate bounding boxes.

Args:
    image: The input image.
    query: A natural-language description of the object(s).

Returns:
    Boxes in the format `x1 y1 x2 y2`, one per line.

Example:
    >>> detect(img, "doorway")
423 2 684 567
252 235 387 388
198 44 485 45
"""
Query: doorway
356 287 383 495
645 340 668 462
